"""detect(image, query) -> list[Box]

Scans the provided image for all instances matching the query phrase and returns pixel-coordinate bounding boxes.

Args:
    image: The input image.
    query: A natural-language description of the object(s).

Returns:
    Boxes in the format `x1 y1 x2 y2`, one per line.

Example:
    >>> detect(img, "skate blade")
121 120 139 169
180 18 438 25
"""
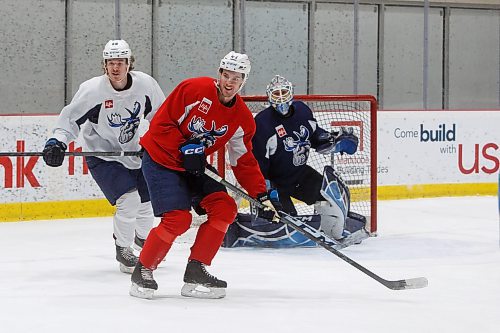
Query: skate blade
129 283 155 299
119 263 135 274
181 283 226 299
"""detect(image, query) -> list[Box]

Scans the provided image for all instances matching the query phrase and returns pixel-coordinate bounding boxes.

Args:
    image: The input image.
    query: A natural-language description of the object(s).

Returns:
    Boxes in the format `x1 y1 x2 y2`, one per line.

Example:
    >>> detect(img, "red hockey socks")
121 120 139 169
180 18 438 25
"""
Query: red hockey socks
139 229 172 270
189 223 226 265
189 192 237 265
140 209 192 269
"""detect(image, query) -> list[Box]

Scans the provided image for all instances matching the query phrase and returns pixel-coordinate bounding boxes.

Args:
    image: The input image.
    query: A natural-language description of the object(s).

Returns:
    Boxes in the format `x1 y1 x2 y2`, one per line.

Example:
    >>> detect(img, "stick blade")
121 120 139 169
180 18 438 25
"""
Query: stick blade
386 277 428 290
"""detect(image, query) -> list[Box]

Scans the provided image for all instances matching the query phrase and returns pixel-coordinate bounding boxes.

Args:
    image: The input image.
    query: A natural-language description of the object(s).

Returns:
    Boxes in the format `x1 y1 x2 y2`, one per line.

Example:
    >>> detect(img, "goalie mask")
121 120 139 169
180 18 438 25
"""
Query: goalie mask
218 51 251 93
103 40 132 60
266 75 294 116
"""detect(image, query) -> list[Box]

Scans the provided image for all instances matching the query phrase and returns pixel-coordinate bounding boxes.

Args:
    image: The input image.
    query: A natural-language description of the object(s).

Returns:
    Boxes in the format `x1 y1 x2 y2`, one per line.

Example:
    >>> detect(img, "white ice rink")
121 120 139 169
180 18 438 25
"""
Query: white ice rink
1 196 499 333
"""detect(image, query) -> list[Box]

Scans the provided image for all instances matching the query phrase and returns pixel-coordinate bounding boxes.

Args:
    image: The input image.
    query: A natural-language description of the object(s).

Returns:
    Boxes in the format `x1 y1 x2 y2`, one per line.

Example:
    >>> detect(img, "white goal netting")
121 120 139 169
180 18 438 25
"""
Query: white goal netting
204 95 378 233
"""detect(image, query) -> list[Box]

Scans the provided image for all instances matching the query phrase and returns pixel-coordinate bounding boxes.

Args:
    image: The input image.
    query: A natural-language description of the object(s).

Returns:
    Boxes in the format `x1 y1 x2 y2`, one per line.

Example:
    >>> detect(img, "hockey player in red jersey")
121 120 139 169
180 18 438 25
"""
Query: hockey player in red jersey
129 51 281 299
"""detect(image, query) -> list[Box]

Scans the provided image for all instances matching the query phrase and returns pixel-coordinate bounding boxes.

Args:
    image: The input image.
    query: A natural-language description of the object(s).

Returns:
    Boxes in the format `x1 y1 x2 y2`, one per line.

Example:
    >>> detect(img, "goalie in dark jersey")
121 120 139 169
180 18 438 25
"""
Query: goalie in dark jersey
223 75 367 248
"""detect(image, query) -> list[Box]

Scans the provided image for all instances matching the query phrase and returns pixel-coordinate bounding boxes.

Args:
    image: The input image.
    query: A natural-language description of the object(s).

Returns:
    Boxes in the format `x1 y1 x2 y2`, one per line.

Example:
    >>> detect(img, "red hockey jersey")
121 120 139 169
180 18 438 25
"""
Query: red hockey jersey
140 77 266 197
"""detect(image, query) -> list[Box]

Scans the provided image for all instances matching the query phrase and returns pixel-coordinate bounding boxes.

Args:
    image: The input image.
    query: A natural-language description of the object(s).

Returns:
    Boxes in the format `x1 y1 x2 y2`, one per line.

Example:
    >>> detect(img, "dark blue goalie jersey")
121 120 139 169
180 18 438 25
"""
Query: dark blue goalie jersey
252 101 328 191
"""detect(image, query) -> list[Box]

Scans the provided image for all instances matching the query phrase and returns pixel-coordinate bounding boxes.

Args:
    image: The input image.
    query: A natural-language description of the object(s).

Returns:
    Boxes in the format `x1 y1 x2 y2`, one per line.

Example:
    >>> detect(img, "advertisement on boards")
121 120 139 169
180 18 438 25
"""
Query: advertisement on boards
378 111 499 186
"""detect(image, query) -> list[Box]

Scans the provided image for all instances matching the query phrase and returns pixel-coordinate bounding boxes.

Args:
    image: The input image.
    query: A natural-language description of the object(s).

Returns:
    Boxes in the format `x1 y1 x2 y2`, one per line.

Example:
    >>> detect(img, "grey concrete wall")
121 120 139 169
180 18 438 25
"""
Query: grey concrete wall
1 0 65 115
153 0 233 93
0 0 498 115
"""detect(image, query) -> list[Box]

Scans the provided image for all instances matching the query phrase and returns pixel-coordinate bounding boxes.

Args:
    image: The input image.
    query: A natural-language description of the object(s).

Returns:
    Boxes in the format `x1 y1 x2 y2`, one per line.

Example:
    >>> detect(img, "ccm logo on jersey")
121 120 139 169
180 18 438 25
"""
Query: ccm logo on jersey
105 100 114 109
198 97 212 114
275 124 287 137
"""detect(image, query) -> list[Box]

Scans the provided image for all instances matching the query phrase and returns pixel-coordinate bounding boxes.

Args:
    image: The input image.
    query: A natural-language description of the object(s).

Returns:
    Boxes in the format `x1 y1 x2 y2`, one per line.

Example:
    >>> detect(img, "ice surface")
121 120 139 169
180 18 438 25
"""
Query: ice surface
0 196 499 332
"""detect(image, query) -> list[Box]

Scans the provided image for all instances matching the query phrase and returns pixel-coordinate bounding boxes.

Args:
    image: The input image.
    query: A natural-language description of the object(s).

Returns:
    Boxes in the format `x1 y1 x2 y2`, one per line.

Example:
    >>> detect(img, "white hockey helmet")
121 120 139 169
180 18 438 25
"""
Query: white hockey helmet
266 75 294 115
219 51 251 88
103 40 132 60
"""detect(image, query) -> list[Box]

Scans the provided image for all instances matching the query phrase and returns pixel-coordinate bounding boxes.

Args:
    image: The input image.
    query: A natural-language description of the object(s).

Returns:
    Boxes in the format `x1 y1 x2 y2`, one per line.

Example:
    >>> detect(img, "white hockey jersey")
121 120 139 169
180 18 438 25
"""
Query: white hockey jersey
50 71 165 169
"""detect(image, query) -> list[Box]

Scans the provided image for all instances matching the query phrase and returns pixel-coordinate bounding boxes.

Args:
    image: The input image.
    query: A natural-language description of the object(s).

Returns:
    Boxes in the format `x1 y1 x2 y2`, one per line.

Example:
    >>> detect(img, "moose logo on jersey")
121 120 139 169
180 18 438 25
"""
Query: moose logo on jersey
283 125 311 166
187 116 228 147
107 101 142 144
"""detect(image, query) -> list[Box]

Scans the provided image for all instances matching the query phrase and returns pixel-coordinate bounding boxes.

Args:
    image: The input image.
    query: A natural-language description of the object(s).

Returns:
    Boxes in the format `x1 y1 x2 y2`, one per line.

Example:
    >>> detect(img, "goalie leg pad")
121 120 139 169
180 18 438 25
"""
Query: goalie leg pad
222 213 320 248
315 201 345 240
316 166 351 240
345 211 367 234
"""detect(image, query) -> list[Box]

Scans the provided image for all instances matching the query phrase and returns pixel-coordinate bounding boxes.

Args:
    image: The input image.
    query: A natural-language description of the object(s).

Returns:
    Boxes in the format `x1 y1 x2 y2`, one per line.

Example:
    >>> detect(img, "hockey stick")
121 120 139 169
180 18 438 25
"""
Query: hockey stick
0 151 143 157
204 168 428 291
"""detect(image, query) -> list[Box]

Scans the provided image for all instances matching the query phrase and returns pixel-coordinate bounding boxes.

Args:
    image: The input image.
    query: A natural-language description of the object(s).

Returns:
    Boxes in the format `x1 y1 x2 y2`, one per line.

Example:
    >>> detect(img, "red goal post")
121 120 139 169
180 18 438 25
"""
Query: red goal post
211 95 378 234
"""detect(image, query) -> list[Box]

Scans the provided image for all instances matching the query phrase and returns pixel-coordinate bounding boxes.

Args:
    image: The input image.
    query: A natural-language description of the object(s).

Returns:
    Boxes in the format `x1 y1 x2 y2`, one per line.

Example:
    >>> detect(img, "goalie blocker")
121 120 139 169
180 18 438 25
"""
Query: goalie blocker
223 166 369 248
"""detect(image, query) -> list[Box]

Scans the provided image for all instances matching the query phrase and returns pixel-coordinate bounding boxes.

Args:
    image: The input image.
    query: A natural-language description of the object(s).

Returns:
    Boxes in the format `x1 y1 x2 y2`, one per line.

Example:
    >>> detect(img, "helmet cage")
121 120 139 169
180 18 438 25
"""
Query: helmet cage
266 75 294 115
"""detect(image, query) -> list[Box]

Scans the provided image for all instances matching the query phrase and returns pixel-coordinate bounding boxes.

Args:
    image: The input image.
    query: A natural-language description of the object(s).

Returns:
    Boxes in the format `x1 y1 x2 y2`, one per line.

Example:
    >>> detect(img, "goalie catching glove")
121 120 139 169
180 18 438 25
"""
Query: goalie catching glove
179 137 206 176
315 127 359 155
255 189 283 223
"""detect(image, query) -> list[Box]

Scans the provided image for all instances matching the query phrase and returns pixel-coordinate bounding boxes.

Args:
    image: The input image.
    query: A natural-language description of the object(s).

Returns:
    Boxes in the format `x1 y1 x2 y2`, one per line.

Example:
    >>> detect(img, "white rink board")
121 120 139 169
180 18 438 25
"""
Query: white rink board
377 110 499 185
0 111 499 204
0 115 102 203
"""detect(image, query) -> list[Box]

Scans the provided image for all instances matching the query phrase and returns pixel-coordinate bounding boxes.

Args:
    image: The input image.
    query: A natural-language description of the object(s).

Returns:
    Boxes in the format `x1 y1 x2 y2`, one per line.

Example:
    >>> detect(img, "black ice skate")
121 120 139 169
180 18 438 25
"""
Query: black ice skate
116 244 138 274
132 233 145 252
129 262 158 299
181 260 227 299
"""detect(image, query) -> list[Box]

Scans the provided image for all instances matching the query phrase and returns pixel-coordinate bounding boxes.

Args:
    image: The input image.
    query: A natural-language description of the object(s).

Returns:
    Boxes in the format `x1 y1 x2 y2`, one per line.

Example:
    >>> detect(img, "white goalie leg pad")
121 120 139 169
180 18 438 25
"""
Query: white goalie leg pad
315 166 350 240
114 190 141 248
129 283 155 299
181 283 226 299
314 201 345 240
135 202 154 240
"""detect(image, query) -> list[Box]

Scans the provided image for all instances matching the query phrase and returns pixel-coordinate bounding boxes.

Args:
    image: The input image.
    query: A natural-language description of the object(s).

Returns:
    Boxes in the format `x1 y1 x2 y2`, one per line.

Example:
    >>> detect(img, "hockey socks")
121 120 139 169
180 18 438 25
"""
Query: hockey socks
139 229 173 270
189 223 226 265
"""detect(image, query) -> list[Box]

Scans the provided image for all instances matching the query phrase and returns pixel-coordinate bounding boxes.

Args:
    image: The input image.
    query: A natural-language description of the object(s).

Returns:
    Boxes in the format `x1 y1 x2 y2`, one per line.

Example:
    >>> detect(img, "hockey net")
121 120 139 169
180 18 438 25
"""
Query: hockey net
205 95 378 234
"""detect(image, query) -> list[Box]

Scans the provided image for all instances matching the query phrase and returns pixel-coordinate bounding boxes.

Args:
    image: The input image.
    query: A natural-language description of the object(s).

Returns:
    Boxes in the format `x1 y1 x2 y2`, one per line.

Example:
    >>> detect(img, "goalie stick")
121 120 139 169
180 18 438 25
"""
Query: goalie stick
204 168 428 291
0 151 143 157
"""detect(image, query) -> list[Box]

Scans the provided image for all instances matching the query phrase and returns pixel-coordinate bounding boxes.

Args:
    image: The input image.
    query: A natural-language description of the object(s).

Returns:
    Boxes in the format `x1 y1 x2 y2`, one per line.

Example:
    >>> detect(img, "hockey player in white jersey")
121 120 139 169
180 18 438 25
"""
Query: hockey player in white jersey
42 40 165 273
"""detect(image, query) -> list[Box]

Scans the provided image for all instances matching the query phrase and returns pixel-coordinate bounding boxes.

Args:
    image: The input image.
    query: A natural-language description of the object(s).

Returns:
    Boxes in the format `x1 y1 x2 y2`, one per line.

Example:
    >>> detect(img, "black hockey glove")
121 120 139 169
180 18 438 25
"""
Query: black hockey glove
179 138 206 176
42 138 67 167
255 189 283 223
